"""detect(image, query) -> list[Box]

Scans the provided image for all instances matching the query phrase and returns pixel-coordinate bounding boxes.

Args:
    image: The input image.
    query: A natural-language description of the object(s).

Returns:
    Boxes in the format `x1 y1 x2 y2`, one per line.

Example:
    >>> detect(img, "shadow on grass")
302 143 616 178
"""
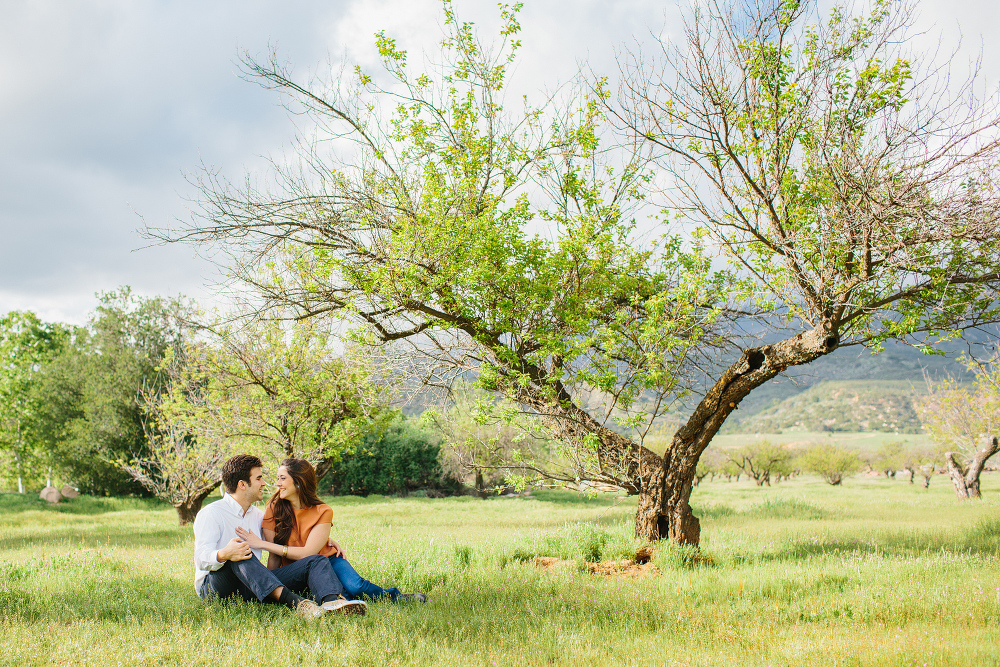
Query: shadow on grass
694 498 828 521
0 572 286 626
525 490 623 506
736 517 1000 565
0 493 170 516
0 527 188 552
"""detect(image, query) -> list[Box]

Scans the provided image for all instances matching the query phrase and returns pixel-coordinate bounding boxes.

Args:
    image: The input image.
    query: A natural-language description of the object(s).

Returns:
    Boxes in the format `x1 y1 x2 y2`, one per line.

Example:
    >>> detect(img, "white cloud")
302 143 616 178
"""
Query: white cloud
0 0 995 325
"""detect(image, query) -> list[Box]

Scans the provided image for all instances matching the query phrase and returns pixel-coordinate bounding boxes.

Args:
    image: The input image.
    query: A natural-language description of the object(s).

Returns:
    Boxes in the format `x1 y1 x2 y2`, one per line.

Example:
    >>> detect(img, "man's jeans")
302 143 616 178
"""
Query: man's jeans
199 554 344 603
328 554 401 601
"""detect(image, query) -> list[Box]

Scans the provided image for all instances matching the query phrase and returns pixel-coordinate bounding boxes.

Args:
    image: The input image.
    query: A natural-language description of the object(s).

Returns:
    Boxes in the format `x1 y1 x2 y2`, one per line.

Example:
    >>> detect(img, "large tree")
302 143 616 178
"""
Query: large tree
601 0 1000 541
157 0 1000 544
31 289 196 495
157 0 725 537
0 311 69 492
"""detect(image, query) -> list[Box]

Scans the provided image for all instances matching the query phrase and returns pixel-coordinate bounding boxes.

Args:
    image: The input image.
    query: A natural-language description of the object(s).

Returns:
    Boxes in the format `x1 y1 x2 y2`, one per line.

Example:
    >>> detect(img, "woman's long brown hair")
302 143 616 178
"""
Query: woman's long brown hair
268 458 325 546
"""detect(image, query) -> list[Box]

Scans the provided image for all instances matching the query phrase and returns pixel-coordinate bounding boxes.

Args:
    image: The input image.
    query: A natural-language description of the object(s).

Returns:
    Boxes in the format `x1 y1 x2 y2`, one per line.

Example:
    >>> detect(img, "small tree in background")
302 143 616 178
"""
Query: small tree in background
121 343 232 525
871 441 906 479
120 318 396 520
916 361 1000 500
425 382 555 498
910 446 939 489
726 441 793 487
695 448 728 484
200 319 394 477
802 443 861 486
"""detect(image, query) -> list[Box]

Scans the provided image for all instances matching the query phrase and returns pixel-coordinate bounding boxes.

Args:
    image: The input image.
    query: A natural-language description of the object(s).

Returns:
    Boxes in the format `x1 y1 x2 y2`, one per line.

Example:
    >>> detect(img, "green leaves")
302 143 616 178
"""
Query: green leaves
201 0 731 486
0 311 70 489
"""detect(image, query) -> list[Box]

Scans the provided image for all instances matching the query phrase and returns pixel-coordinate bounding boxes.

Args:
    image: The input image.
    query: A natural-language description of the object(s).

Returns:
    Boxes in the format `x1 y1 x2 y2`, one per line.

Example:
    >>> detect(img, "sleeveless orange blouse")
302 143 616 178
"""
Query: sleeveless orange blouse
262 501 336 568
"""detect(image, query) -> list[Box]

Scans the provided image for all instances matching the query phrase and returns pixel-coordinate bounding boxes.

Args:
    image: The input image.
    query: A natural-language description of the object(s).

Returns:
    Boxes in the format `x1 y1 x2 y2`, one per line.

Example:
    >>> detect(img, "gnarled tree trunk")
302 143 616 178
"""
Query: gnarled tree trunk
945 437 999 500
174 483 221 525
474 469 488 499
634 325 839 544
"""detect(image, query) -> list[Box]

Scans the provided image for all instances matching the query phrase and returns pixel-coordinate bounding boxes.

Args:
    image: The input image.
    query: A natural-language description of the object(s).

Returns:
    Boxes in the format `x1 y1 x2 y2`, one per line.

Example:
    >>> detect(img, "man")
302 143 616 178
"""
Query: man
193 454 366 617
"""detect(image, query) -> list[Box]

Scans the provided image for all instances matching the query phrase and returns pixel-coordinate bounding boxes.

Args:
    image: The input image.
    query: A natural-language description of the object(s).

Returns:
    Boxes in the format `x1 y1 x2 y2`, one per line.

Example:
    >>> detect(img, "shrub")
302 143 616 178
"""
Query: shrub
726 440 794 486
803 443 862 485
322 417 464 496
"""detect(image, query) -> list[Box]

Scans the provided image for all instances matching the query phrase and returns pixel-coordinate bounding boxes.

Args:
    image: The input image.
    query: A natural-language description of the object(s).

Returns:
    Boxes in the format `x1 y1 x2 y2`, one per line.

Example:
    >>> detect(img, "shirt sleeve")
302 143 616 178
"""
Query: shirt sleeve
261 504 274 532
193 507 225 572
318 505 333 524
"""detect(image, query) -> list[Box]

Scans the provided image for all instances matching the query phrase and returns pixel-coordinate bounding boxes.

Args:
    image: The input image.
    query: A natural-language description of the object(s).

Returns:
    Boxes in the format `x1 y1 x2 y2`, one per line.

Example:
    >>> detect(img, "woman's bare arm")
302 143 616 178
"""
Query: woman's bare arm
236 523 333 562
262 527 280 570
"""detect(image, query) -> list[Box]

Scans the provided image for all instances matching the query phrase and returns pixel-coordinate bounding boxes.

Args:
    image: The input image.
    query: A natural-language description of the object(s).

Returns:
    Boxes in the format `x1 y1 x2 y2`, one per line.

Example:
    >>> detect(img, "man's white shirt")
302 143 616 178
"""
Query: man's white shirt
192 493 265 592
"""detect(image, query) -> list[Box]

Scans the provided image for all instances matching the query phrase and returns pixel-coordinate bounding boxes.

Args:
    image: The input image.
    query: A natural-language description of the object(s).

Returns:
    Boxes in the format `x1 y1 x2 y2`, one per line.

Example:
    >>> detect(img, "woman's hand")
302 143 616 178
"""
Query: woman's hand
235 526 267 550
326 537 345 558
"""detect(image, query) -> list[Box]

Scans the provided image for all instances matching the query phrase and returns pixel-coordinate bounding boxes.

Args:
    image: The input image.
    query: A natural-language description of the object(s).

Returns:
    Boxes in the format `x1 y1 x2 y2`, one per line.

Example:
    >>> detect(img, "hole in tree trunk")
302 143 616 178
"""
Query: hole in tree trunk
656 514 668 540
746 350 766 372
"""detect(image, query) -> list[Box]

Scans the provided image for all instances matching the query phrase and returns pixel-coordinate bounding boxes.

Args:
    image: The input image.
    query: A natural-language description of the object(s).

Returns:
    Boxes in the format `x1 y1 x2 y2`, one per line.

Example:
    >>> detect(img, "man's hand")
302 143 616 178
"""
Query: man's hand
218 537 252 562
327 538 345 558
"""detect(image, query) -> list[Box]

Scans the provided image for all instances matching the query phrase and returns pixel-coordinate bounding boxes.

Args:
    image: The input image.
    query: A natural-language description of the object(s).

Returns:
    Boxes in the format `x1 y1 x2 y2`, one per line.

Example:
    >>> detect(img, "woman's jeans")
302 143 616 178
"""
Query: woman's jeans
328 554 401 601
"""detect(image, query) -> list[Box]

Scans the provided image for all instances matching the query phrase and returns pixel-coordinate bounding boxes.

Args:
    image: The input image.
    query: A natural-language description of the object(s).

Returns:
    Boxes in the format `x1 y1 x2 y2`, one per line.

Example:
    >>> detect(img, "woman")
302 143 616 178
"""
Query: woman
236 458 426 603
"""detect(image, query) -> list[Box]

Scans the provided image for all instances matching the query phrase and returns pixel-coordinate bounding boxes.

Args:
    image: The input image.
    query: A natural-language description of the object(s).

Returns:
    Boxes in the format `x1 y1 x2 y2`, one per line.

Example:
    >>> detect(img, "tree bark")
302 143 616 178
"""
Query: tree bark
474 469 487 499
945 437 999 500
174 484 221 525
640 325 838 545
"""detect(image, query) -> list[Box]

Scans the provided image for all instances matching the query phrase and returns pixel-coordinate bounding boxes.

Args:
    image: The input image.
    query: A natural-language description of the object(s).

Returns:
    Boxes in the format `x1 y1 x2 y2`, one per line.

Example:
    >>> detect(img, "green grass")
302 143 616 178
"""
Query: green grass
3 475 1000 666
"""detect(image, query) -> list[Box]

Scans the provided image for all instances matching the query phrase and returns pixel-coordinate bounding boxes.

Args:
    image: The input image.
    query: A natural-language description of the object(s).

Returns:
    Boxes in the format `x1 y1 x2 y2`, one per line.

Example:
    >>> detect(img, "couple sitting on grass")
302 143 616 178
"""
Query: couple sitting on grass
194 454 426 618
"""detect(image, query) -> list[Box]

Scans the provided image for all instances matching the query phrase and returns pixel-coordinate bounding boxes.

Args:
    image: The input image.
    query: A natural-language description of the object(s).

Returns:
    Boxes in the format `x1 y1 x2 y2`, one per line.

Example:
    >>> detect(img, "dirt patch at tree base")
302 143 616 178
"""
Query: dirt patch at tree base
533 556 662 579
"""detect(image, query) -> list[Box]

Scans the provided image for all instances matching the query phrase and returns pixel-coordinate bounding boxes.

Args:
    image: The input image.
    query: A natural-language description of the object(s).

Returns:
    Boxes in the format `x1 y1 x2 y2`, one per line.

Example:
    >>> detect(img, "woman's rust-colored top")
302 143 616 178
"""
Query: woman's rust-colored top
262 501 336 568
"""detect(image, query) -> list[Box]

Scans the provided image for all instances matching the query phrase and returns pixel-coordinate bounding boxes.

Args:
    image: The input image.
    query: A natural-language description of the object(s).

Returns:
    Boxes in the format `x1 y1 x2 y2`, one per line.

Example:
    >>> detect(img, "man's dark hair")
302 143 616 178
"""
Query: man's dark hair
222 454 263 494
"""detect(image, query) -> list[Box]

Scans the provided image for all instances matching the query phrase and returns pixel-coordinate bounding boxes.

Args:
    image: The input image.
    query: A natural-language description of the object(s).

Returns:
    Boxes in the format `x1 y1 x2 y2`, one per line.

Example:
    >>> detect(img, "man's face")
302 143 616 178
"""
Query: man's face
246 466 266 502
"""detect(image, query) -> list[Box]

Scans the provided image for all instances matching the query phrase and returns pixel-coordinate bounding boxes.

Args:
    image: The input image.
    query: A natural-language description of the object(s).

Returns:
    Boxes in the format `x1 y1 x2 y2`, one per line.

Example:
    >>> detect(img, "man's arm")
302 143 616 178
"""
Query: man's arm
193 509 251 571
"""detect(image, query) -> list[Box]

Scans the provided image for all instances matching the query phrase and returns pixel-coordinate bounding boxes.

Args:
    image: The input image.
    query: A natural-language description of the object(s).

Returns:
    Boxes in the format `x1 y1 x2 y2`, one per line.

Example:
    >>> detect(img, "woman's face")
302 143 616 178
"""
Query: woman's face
275 466 298 503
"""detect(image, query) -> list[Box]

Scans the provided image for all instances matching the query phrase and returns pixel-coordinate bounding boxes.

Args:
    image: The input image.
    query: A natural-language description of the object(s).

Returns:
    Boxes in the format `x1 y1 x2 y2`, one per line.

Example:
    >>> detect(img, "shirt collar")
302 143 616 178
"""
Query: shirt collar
221 492 254 517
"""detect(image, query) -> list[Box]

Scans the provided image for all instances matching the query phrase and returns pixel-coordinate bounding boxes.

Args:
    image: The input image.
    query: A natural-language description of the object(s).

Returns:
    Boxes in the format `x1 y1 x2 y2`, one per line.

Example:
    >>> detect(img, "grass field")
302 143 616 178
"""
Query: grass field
3 473 1000 666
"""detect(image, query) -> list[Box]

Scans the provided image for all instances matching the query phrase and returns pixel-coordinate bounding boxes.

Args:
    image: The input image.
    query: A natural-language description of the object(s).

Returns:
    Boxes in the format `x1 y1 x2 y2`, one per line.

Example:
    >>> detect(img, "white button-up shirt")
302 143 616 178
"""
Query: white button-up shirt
192 493 265 592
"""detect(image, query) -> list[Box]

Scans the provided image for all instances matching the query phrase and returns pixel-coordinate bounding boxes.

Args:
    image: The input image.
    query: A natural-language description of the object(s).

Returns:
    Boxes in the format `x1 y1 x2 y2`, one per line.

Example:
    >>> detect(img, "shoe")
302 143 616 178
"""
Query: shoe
321 598 368 615
398 592 428 603
295 599 326 620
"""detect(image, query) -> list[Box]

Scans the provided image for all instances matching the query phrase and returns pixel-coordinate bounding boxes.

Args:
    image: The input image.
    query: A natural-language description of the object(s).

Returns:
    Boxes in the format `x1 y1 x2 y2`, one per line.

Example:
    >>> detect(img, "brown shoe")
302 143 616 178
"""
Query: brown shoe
321 598 368 615
295 599 326 619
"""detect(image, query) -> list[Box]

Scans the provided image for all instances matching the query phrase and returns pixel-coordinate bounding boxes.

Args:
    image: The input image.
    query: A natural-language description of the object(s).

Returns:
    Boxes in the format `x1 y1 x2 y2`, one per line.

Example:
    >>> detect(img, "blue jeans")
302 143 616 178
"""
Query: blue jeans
199 554 344 603
328 554 401 602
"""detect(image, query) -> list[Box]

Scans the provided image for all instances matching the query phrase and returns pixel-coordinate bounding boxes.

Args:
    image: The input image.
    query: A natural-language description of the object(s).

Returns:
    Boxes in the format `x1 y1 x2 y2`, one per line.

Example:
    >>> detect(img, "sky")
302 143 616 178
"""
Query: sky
2 0 998 325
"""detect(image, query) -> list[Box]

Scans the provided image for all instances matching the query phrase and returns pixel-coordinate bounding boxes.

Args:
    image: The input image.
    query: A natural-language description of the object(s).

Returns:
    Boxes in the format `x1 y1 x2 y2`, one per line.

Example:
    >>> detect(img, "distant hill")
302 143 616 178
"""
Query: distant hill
725 380 926 434
399 338 983 436
718 340 975 432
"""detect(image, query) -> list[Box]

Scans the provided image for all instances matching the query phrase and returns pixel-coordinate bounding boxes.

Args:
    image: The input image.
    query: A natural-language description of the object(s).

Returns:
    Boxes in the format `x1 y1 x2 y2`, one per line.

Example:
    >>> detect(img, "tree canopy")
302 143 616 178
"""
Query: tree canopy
155 0 1000 543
